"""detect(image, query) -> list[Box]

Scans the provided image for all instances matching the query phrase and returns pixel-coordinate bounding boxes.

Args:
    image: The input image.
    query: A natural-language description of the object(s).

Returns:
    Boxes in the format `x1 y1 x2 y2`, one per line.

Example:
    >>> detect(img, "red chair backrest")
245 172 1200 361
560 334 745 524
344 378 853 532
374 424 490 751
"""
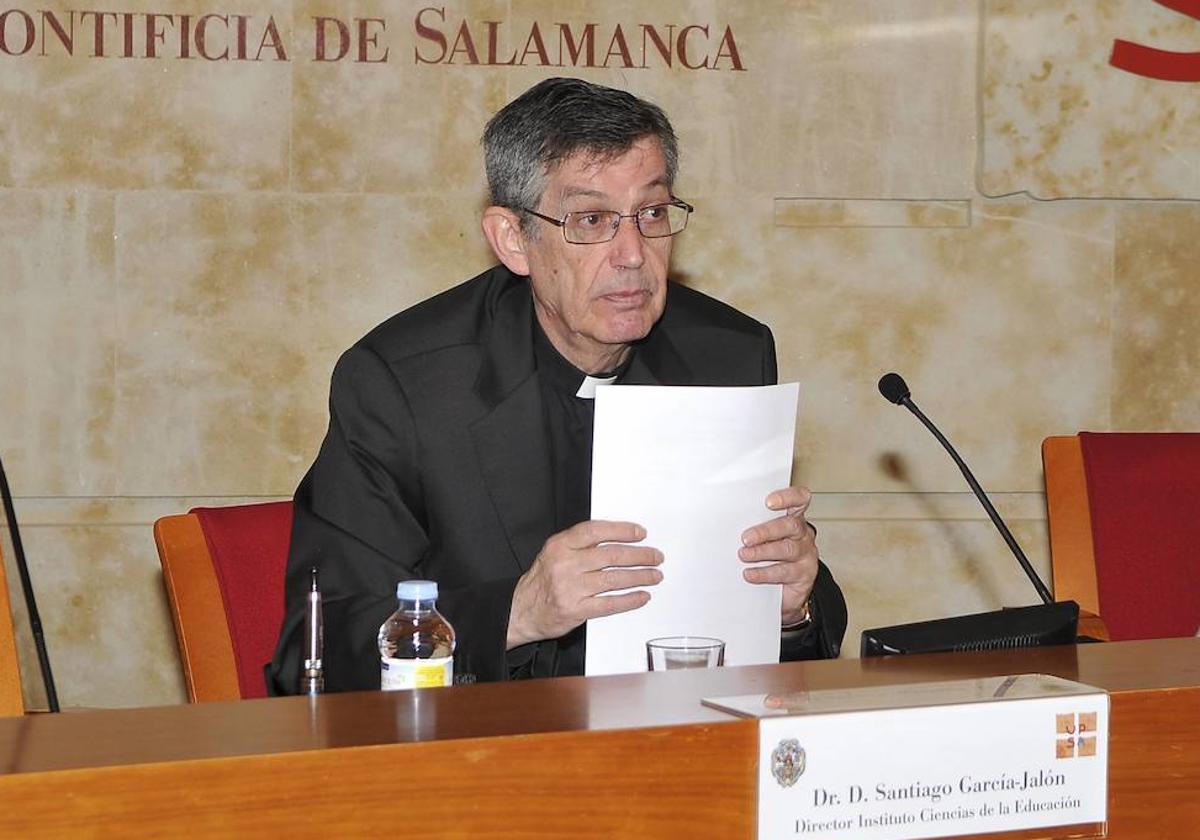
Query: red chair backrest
1079 432 1200 641
191 502 292 699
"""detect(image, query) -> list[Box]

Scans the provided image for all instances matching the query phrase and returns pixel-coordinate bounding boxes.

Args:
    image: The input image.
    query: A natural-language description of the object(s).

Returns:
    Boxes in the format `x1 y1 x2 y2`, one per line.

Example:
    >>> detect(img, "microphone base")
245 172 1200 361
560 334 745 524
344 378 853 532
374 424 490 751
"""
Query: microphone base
860 601 1081 658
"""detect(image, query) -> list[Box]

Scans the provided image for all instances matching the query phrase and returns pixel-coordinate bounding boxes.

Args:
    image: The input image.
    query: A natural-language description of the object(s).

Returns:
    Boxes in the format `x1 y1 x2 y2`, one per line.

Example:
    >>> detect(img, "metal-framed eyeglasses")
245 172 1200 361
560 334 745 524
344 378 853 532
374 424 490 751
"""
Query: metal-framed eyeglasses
522 197 694 245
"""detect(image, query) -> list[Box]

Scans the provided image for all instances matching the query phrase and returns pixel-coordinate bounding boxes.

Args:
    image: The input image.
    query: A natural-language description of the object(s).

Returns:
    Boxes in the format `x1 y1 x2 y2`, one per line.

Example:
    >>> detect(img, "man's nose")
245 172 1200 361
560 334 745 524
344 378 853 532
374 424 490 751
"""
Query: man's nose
609 214 645 269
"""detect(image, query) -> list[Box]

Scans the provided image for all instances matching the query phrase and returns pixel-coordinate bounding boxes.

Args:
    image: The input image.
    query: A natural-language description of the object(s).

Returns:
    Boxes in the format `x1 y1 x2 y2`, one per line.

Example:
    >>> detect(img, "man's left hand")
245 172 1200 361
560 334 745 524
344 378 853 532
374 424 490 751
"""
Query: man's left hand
739 486 819 626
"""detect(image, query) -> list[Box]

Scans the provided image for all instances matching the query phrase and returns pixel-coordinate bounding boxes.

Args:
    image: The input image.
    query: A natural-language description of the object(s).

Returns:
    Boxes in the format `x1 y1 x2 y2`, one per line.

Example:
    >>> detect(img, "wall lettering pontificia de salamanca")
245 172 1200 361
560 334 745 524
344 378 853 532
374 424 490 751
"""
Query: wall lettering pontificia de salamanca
0 5 746 70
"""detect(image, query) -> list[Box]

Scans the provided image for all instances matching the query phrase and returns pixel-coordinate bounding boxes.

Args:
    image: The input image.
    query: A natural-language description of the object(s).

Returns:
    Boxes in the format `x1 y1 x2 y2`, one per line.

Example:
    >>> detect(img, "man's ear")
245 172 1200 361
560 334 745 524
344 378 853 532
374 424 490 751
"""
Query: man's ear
481 207 531 276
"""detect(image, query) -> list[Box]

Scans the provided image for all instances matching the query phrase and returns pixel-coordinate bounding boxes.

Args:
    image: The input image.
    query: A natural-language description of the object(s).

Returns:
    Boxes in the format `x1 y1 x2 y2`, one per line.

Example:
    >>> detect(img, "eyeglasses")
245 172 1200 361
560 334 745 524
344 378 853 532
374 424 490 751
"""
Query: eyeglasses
522 197 694 245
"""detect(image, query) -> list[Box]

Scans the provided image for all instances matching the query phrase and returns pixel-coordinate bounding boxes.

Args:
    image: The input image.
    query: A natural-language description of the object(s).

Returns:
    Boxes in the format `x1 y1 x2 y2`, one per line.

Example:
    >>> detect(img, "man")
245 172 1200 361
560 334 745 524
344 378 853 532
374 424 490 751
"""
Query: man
268 77 846 693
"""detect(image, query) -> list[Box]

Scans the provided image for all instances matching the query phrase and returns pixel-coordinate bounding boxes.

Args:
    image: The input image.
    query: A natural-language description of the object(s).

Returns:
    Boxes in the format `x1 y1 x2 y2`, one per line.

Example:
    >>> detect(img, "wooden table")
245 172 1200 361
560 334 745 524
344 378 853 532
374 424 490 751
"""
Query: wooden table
0 638 1196 838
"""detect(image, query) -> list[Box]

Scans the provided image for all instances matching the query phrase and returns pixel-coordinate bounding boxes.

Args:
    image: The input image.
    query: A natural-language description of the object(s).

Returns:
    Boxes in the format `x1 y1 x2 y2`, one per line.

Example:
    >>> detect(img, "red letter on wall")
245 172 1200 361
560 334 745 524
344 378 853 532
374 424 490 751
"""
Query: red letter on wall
1110 0 1200 81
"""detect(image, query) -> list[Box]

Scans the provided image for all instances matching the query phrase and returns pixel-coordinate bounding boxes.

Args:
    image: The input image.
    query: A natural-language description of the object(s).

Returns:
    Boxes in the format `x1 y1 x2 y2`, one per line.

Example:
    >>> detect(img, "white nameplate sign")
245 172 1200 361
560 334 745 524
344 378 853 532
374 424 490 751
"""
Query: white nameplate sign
704 674 1108 840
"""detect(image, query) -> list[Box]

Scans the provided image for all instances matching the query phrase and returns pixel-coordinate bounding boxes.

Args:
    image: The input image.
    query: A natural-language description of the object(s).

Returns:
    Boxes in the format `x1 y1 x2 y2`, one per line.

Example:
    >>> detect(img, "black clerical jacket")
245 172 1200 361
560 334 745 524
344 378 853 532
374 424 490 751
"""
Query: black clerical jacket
268 265 847 694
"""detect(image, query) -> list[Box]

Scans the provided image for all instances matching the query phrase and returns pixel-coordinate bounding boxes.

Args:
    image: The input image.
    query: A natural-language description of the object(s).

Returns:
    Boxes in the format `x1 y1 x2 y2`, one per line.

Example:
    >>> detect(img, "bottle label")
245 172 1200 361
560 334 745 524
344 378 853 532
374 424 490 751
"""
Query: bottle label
380 655 454 690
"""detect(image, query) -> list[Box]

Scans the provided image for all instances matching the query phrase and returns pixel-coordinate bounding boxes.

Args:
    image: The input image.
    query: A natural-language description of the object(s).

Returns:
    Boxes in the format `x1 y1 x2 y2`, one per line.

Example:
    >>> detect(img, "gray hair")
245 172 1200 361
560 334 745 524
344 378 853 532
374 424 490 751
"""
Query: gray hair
482 77 679 234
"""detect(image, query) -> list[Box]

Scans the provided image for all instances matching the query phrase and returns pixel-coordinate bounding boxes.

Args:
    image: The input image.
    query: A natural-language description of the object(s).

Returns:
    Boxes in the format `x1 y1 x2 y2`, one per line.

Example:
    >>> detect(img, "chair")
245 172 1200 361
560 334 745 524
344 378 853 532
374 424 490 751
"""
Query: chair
0 541 25 715
154 501 292 702
1043 433 1200 642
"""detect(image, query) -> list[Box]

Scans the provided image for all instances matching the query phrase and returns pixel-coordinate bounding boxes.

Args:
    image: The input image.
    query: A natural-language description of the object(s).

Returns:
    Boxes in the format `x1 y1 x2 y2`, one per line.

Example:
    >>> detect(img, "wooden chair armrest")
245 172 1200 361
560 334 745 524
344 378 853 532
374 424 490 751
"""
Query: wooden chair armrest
1077 609 1110 642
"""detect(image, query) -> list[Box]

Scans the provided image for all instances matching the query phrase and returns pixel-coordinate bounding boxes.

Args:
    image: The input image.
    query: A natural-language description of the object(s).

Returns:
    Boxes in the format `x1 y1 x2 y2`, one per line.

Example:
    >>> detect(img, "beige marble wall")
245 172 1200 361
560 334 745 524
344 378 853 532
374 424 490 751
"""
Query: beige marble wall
0 1 1196 708
982 0 1200 197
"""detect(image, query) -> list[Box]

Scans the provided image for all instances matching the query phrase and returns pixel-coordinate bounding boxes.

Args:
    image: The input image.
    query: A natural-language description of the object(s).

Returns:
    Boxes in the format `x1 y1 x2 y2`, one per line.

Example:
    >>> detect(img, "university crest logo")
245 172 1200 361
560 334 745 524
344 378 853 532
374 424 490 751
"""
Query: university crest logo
771 738 806 788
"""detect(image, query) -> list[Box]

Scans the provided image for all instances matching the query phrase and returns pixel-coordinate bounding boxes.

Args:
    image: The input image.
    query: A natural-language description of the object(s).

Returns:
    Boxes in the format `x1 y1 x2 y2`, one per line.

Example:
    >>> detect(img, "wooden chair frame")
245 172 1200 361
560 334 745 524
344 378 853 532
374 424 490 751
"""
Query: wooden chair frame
154 513 241 702
1042 435 1101 613
0 541 24 715
1042 435 1110 640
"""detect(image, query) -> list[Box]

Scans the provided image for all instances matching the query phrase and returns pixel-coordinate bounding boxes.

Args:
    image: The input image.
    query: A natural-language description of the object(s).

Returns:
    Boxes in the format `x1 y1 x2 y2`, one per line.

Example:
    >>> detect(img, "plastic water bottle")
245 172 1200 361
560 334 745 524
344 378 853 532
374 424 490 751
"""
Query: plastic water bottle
378 580 456 690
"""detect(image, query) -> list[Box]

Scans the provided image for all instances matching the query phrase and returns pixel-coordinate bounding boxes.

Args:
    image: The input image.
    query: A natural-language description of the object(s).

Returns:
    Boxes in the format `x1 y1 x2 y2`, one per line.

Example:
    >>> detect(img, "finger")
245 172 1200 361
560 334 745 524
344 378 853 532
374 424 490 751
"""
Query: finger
591 544 664 569
763 692 808 710
766 486 812 513
564 520 646 549
741 512 809 549
582 589 652 619
742 557 817 586
586 565 664 596
740 522 816 561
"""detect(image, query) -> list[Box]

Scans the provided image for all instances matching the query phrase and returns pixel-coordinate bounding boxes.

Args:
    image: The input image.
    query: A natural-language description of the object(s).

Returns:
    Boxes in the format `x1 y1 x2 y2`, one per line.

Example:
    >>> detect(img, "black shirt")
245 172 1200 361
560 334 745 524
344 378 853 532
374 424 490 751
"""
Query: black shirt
523 320 629 677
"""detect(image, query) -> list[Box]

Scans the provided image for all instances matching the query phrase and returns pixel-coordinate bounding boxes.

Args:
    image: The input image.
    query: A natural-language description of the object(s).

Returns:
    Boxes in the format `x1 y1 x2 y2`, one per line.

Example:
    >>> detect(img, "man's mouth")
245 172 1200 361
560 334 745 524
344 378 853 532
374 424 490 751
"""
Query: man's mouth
598 289 650 305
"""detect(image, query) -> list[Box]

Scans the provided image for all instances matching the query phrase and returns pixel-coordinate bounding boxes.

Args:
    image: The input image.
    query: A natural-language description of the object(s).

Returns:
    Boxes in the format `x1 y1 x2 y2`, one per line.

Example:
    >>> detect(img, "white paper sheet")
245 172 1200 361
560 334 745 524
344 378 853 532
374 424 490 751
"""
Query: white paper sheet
584 383 800 676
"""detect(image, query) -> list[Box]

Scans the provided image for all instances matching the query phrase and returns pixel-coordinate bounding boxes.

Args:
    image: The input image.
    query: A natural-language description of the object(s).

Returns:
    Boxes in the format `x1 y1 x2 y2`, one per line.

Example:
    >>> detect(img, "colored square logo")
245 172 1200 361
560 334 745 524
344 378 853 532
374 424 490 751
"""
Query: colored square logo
1056 711 1099 759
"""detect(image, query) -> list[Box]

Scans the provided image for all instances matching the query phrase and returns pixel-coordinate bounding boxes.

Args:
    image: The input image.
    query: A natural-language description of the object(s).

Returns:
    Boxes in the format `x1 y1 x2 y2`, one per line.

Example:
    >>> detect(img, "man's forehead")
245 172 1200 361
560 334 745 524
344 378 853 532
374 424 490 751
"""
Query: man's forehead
546 141 670 203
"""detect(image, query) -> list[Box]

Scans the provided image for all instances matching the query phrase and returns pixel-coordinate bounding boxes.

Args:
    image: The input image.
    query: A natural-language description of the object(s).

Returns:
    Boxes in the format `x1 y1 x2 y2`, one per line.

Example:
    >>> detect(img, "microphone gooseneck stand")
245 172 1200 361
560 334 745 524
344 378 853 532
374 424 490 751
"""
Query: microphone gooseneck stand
878 373 1054 605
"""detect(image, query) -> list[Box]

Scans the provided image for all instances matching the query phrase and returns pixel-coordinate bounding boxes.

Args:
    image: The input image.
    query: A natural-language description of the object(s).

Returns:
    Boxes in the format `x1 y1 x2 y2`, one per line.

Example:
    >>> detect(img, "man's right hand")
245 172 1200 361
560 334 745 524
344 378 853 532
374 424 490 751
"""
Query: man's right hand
506 520 663 649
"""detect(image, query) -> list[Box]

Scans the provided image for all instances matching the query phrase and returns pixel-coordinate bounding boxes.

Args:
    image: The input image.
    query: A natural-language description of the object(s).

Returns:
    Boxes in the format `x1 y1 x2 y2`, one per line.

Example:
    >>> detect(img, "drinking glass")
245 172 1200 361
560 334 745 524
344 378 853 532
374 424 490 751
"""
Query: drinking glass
646 636 725 670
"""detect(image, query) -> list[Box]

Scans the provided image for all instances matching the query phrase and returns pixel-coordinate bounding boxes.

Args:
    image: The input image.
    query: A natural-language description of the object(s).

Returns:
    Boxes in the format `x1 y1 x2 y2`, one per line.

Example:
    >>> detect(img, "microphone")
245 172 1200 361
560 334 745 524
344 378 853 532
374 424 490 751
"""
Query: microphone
0 453 60 712
860 373 1081 657
876 372 1053 604
877 372 910 406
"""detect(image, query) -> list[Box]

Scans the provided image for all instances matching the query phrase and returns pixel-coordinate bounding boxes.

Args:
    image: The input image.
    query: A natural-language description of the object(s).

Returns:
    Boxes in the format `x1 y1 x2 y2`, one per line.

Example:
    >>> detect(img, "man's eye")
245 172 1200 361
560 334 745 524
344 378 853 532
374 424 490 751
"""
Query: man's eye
641 205 667 220
577 213 605 227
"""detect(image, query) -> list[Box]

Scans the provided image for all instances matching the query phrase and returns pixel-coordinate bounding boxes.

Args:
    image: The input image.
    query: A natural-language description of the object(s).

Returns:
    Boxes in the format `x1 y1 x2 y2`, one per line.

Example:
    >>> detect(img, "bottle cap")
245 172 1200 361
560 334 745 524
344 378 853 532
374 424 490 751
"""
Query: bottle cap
397 579 438 601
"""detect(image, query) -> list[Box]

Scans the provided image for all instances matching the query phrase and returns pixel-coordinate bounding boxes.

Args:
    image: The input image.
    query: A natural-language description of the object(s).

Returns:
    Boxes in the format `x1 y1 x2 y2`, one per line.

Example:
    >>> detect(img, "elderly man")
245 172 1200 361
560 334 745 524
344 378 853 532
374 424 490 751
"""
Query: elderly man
268 77 846 693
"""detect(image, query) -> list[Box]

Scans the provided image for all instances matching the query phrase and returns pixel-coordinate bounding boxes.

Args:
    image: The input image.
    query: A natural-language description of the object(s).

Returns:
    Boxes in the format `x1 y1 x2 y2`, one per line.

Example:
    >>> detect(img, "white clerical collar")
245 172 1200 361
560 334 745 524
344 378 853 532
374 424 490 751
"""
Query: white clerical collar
575 373 617 399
